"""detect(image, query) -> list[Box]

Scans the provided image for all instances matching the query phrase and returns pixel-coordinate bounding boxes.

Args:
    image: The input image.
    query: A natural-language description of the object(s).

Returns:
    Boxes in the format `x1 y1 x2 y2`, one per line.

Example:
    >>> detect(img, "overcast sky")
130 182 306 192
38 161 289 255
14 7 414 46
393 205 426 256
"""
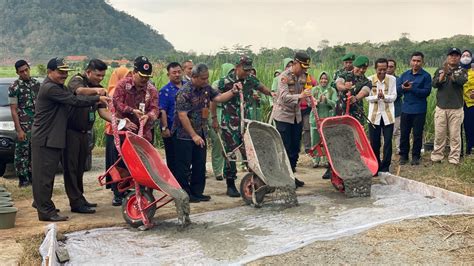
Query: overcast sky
109 0 473 54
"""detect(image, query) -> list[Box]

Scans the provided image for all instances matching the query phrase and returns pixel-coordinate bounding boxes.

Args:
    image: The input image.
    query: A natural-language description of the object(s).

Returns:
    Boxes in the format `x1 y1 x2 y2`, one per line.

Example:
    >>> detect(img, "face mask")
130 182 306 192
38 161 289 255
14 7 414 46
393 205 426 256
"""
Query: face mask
461 57 472 65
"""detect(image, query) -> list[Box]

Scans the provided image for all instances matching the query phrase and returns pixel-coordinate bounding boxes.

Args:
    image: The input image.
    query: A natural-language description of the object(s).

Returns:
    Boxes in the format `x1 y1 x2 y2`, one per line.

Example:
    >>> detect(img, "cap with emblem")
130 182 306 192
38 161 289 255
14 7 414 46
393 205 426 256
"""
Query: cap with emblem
294 51 310 69
134 56 153 77
236 56 253 70
447 47 462 56
47 57 74 71
353 56 369 68
341 53 356 62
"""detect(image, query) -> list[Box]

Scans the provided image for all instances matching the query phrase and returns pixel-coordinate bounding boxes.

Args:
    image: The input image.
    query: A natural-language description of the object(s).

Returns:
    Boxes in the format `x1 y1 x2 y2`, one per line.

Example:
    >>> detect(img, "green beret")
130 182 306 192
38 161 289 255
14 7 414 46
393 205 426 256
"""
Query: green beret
341 53 356 61
353 56 369 68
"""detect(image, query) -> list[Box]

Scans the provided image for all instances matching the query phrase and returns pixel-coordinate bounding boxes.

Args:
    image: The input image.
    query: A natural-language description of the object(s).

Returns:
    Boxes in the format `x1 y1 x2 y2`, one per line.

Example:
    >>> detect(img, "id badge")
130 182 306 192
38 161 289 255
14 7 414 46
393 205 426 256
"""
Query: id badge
202 107 209 119
88 110 95 122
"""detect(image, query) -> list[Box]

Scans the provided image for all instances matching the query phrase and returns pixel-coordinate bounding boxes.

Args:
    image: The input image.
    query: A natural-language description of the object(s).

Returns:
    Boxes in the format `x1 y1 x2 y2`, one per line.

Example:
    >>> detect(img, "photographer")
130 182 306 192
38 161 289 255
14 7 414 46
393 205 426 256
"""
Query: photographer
431 48 468 165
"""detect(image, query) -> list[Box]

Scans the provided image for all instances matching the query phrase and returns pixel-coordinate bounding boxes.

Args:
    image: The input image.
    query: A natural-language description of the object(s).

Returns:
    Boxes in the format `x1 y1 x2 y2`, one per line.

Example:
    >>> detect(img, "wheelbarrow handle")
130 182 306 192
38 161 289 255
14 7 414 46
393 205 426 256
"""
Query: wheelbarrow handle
239 89 245 136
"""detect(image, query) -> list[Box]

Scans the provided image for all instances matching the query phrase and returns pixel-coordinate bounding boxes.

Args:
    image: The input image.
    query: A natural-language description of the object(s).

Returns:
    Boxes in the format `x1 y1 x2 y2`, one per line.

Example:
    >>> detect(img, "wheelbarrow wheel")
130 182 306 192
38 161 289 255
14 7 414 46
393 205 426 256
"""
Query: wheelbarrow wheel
240 173 266 205
122 190 156 228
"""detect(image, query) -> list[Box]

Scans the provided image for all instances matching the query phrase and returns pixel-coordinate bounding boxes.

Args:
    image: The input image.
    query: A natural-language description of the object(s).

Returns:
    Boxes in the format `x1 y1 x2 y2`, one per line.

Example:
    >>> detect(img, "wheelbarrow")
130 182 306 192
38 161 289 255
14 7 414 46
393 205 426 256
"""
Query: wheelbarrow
308 92 378 197
98 102 190 229
217 91 297 207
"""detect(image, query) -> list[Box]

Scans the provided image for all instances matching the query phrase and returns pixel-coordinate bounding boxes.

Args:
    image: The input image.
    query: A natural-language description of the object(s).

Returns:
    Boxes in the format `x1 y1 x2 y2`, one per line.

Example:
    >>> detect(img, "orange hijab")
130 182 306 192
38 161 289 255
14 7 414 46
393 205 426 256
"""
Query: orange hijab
105 66 131 135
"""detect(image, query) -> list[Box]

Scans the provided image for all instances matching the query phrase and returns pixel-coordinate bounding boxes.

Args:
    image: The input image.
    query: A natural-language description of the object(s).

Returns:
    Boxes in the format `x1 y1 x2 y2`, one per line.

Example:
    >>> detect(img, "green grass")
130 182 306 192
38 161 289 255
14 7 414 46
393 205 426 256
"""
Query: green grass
0 64 439 149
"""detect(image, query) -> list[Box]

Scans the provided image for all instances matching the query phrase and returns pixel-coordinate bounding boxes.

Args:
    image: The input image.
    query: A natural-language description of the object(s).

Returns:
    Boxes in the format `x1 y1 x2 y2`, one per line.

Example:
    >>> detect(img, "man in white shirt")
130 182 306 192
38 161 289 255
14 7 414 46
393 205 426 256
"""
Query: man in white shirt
367 58 397 173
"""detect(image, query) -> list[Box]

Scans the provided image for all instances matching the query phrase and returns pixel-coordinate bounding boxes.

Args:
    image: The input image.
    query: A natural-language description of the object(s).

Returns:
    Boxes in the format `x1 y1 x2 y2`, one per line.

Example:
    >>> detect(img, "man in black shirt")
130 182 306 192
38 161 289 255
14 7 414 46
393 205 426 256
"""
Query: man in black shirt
31 58 109 222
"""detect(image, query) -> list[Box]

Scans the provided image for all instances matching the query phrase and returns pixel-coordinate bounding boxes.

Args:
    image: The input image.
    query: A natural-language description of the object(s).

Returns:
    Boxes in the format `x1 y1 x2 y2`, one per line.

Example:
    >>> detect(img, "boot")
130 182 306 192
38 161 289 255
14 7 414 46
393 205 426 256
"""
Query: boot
226 178 240 197
18 175 30 187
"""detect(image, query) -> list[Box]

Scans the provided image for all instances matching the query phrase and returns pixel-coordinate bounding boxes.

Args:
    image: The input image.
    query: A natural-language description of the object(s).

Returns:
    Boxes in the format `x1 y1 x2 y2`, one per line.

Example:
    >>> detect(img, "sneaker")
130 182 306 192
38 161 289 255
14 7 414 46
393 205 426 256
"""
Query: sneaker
399 157 409 165
411 157 421 165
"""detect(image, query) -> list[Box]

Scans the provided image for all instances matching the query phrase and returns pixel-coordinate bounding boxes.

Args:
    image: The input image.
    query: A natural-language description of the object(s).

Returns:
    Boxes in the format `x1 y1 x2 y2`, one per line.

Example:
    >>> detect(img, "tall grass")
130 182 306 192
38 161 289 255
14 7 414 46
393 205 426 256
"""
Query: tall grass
0 64 439 148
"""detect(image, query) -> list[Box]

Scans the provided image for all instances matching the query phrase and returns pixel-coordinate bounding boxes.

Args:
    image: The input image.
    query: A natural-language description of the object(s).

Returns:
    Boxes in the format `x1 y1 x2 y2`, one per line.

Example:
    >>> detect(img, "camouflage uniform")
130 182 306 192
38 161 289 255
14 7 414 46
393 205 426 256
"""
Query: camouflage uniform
334 71 372 124
218 70 260 179
8 78 40 181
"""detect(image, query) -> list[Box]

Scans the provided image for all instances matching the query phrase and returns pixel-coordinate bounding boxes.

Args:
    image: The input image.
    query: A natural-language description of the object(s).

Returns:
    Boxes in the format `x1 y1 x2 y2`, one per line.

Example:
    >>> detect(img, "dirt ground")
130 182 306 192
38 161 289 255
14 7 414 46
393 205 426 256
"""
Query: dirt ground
0 151 473 264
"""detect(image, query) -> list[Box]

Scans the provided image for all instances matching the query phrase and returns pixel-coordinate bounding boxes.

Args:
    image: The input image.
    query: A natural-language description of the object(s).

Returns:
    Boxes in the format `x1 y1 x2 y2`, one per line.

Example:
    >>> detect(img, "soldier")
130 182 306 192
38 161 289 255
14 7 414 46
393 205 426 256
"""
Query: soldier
214 56 273 197
332 53 356 82
209 63 235 181
32 57 109 221
334 55 372 122
8 60 40 187
273 51 312 187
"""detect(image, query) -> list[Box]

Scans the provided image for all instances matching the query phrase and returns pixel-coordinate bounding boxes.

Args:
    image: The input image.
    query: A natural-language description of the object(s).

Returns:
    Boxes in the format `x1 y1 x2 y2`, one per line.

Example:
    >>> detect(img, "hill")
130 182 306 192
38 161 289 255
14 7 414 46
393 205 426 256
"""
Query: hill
0 0 174 64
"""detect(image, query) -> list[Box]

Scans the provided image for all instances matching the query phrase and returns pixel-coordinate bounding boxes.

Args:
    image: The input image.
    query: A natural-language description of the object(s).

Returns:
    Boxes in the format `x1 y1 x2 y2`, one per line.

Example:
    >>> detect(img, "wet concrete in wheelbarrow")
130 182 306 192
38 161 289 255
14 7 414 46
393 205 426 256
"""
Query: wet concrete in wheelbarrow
323 124 374 197
247 123 297 206
64 184 471 265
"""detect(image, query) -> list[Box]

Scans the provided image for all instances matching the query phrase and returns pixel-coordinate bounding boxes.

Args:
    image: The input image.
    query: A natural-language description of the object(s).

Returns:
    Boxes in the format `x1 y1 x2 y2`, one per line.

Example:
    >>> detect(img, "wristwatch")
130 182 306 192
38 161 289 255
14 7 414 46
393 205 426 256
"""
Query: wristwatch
161 126 168 131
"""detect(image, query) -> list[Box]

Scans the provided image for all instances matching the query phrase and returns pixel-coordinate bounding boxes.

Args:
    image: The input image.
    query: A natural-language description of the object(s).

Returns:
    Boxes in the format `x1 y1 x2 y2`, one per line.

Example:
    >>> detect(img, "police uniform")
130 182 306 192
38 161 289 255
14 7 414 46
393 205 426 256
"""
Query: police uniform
8 77 40 185
31 58 101 221
63 73 105 210
272 51 310 177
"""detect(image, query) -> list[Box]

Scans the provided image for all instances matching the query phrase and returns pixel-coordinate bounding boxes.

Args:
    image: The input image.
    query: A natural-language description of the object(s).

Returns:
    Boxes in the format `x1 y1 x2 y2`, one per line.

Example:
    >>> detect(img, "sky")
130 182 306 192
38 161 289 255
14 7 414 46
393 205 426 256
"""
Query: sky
108 0 474 54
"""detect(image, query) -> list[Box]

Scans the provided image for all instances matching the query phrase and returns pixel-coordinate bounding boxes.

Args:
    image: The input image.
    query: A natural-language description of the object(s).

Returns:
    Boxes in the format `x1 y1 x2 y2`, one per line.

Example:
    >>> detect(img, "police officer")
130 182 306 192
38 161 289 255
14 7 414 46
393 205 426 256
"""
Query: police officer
31 57 109 222
214 56 273 197
272 51 312 187
8 60 40 187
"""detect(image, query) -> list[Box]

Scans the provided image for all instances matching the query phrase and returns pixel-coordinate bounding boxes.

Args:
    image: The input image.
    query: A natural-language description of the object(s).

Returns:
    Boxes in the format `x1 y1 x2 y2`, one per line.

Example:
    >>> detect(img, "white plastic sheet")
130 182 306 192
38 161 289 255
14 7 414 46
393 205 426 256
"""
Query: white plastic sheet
40 223 59 266
65 184 472 265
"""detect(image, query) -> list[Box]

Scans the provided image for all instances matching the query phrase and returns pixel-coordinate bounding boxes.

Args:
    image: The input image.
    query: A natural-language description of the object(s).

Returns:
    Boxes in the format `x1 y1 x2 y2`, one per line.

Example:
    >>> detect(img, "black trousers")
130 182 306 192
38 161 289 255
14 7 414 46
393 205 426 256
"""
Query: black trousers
369 120 394 172
275 120 303 170
162 136 176 176
400 112 426 159
63 129 88 208
32 144 62 220
105 133 125 197
173 135 207 197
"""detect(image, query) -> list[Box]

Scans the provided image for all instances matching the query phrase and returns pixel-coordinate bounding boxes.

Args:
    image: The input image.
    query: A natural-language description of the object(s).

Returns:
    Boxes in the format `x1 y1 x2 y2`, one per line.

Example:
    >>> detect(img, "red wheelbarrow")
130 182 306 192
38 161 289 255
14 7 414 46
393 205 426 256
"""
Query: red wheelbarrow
308 92 378 197
98 104 189 229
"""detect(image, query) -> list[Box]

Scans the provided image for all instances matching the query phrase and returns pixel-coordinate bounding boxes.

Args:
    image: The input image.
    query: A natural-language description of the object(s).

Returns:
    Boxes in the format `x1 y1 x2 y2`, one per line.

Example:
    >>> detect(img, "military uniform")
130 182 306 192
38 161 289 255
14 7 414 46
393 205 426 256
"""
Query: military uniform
8 78 40 184
334 70 372 123
218 69 260 180
64 73 105 209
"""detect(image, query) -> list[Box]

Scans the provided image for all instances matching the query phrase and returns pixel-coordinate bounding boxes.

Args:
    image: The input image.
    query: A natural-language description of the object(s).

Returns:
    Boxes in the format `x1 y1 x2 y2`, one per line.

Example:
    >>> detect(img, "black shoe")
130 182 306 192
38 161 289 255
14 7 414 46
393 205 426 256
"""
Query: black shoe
84 200 98 208
295 178 305 187
291 167 296 173
226 179 241 197
39 214 69 222
322 169 331 180
189 195 201 203
411 157 421 165
399 157 409 165
19 180 30 187
71 205 96 214
112 196 122 206
215 175 223 181
195 194 211 201
32 202 60 212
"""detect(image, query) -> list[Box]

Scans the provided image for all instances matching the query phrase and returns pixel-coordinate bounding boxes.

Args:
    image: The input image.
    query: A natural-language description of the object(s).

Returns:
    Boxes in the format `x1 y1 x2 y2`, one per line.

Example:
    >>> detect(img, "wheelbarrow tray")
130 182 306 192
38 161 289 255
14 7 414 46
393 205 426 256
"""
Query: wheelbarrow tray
319 115 378 179
243 120 295 188
121 132 186 199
